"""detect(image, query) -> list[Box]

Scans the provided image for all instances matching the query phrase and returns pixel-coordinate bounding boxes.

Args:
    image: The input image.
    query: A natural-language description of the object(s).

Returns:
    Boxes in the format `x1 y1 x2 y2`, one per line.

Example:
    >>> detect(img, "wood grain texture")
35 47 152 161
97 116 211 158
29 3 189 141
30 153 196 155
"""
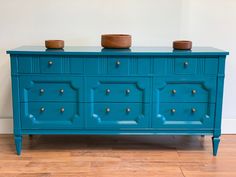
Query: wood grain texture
101 34 131 49
0 135 236 177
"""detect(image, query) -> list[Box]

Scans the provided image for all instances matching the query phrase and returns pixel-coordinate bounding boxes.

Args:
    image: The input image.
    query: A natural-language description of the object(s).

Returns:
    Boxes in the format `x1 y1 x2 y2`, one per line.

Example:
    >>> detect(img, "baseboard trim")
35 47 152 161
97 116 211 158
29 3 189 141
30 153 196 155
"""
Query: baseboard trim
1 117 236 134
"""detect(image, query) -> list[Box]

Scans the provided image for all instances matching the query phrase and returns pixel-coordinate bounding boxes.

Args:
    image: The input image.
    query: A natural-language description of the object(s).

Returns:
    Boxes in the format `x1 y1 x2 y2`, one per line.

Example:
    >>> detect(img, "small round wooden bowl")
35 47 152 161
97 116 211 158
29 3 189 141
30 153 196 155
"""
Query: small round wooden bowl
45 40 64 49
173 40 192 50
101 34 132 49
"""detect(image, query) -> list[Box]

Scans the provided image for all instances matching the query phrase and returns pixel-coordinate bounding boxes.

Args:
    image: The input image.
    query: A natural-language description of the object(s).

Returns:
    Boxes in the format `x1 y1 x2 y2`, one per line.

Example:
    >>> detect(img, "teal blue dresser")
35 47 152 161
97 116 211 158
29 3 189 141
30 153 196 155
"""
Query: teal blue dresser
7 46 229 156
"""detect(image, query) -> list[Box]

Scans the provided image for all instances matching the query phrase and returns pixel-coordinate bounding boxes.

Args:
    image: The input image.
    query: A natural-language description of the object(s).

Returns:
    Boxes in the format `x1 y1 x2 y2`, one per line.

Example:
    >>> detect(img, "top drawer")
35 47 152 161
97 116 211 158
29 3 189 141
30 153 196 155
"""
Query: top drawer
14 55 84 74
39 56 63 73
174 58 197 75
107 57 130 75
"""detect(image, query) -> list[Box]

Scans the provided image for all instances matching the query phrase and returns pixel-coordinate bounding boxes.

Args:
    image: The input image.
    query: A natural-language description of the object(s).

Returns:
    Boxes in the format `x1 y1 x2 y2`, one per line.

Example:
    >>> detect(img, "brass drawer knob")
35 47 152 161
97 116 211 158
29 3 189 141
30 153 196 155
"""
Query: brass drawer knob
126 108 131 113
106 89 111 95
184 61 189 67
172 89 177 94
48 61 53 65
40 89 45 94
60 108 65 113
171 109 176 113
59 89 64 94
191 108 196 113
192 90 197 94
126 89 131 95
116 60 121 67
40 107 45 112
105 107 110 113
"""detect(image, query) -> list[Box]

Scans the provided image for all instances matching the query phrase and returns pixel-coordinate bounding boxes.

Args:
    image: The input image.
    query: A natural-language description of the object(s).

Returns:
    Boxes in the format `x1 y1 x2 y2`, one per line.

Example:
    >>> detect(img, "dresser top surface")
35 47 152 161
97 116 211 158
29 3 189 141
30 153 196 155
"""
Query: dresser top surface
7 46 229 56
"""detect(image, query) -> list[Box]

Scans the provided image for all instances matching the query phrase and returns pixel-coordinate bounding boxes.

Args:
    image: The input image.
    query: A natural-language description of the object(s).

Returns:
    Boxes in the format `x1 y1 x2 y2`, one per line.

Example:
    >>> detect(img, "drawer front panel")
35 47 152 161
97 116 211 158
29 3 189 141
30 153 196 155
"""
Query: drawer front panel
154 77 217 103
21 102 83 129
86 103 150 129
86 77 150 103
20 76 83 102
39 56 63 73
107 57 130 75
174 58 197 75
152 103 215 129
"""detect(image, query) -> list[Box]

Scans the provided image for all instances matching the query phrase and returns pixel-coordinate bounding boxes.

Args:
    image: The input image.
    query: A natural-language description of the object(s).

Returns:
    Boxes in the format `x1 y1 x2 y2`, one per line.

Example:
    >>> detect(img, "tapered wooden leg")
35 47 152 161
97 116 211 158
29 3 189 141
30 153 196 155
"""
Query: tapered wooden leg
14 135 22 155
212 136 220 156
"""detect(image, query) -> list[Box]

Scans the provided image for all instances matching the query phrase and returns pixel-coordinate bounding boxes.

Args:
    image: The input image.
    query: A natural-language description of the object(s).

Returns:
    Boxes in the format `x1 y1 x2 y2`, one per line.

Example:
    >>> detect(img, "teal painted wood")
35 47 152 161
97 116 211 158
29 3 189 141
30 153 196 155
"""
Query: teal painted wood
153 103 215 129
19 76 83 102
7 46 228 156
21 102 83 129
153 77 217 103
85 77 151 103
85 103 150 129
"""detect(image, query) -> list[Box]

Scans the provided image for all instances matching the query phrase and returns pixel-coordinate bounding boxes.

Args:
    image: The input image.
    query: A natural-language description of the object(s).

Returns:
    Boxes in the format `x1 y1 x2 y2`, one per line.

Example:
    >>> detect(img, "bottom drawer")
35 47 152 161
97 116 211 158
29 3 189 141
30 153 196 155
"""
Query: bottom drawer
21 102 83 129
86 103 150 129
152 103 215 129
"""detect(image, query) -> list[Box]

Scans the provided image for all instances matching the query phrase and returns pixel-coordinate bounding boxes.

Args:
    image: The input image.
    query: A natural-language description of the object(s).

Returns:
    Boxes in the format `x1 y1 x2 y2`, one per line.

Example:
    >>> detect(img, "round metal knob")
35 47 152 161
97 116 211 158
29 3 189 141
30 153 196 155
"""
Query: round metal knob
60 108 65 113
105 107 110 113
191 108 196 113
60 89 64 94
192 90 197 94
184 61 189 67
48 61 53 65
40 107 45 112
106 89 111 95
171 109 176 113
126 108 131 113
116 61 121 66
172 89 177 94
126 89 131 95
40 89 45 94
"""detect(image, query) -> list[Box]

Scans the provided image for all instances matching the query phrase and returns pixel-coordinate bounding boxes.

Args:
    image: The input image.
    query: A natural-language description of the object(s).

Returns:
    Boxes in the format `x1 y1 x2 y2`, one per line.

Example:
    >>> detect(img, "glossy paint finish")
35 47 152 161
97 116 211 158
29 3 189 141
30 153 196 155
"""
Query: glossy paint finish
7 46 228 156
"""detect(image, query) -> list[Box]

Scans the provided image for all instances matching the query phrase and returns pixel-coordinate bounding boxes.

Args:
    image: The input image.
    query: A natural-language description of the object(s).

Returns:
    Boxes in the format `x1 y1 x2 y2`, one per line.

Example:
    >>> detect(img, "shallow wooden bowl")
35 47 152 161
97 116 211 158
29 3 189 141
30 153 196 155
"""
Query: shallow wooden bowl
173 40 192 50
101 34 132 49
45 40 64 49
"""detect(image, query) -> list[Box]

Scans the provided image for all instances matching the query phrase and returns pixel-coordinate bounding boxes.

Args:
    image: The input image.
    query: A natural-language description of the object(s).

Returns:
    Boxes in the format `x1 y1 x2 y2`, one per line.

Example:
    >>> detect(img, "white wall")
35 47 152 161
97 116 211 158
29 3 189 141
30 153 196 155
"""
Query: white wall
0 0 235 133
181 0 236 133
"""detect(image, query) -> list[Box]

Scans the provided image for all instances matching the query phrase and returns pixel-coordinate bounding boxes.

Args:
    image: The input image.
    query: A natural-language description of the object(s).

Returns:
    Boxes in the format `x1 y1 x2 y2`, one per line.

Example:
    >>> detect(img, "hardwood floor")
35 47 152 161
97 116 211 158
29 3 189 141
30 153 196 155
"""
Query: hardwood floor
0 135 236 177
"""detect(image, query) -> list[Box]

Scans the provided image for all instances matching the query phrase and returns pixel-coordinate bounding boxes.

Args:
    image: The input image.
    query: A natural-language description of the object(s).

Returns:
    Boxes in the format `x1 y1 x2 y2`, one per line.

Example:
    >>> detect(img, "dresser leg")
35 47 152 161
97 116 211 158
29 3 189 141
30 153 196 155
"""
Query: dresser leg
212 136 220 156
14 135 22 155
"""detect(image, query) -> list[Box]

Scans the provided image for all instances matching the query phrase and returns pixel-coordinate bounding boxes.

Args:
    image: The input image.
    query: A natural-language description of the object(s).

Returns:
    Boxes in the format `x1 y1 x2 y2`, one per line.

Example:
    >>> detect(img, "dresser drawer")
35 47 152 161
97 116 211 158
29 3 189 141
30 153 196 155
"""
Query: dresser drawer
86 77 151 103
152 103 215 129
21 102 83 129
154 77 217 103
174 58 197 75
107 57 130 75
39 56 63 73
85 103 150 129
19 76 83 102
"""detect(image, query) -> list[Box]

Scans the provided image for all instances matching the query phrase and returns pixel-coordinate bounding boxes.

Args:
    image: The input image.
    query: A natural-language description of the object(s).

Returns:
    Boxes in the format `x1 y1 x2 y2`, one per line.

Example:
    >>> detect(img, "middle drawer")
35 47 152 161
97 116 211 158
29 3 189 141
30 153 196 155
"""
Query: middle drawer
85 77 151 103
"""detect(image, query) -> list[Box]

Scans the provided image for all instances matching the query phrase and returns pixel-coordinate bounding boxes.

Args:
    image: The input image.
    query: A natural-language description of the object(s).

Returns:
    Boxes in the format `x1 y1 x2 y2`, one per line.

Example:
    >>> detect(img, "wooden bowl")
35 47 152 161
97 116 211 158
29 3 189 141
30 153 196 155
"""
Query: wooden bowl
45 40 64 49
173 40 192 50
101 34 132 49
